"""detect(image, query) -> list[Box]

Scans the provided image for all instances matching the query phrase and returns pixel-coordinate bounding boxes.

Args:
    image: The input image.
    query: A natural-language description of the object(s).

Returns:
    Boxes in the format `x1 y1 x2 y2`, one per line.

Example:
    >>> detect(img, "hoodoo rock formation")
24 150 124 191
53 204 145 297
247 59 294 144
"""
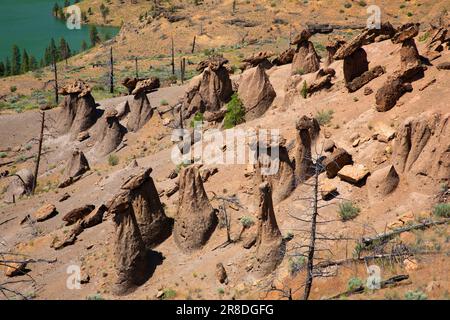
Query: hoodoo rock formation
291 29 321 74
272 48 295 66
127 78 160 132
241 51 274 71
254 137 296 204
173 166 218 253
57 80 99 138
119 167 173 249
238 64 276 121
294 116 320 182
59 149 90 188
376 23 425 112
367 165 400 201
108 167 172 294
181 55 233 119
253 182 284 277
92 108 126 157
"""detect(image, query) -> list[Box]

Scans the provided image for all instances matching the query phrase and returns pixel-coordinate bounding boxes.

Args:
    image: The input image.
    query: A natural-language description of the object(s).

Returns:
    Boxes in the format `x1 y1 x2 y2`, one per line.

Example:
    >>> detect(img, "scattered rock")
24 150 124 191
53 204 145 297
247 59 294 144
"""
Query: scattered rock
34 203 58 222
4 169 34 203
81 204 107 229
320 179 338 200
77 131 90 142
323 148 353 178
337 164 370 184
436 62 450 70
346 65 385 93
5 261 27 277
62 204 95 226
58 193 71 202
403 258 419 272
364 86 374 95
216 263 228 284
323 139 336 153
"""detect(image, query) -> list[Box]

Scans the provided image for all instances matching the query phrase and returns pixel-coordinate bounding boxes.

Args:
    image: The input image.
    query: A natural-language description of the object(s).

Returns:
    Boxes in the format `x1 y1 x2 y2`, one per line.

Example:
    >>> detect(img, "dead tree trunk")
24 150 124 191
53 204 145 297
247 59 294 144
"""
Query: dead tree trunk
171 36 175 76
192 35 196 53
180 57 186 84
303 161 319 300
135 57 139 78
109 47 114 94
32 111 45 194
52 52 59 104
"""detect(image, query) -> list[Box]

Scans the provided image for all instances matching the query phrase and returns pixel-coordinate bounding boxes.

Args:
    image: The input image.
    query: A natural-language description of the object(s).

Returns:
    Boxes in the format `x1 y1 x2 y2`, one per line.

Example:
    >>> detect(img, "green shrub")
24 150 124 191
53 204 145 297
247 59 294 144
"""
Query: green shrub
217 287 225 295
407 12 413 17
347 277 363 291
405 290 427 300
223 93 245 129
160 99 169 106
315 109 334 126
289 256 306 275
0 152 7 158
162 288 177 300
10 86 17 93
433 203 450 218
86 293 104 300
190 112 204 128
300 80 308 99
108 154 119 166
240 216 255 228
338 201 360 221
358 0 367 7
344 2 352 9
293 68 305 76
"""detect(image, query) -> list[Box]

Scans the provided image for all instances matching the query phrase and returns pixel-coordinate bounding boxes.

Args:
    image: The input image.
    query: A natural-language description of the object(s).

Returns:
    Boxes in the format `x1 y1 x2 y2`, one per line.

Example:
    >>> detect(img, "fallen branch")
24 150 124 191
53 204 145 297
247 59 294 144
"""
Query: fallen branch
328 274 409 299
361 219 449 248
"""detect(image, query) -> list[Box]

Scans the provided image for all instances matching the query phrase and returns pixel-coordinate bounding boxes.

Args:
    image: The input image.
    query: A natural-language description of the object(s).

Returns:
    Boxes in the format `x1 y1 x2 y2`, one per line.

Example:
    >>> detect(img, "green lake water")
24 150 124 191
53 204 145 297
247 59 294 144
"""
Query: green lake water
0 0 119 62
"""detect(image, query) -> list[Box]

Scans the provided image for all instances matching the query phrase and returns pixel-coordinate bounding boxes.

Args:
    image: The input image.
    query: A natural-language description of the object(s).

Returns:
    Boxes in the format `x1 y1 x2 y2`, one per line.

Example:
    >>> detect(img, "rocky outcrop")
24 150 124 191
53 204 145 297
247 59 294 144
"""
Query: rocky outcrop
392 112 449 182
238 65 276 121
325 37 346 66
92 108 126 156
253 182 284 277
59 149 90 188
291 29 321 74
57 80 98 139
173 166 217 252
375 72 414 112
4 169 34 203
121 77 142 95
294 116 320 182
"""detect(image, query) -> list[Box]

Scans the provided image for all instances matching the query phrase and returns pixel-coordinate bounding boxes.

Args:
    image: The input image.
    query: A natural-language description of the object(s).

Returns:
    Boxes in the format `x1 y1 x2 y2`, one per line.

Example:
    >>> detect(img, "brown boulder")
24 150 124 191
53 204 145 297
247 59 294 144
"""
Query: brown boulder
81 204 107 228
253 182 284 277
322 148 353 179
392 23 420 44
242 51 274 70
173 166 218 252
337 164 370 185
346 65 385 93
127 90 154 132
131 77 160 96
62 204 95 226
121 77 141 95
238 65 276 121
216 263 228 284
34 204 58 222
375 72 414 112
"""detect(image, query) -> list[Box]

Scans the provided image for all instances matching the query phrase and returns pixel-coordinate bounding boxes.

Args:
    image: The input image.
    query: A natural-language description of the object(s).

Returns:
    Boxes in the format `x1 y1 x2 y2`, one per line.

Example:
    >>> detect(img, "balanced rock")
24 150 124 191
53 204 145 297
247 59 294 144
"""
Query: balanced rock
241 51 274 70
238 64 276 121
253 182 284 277
272 48 295 66
127 80 156 132
291 40 321 75
173 166 218 252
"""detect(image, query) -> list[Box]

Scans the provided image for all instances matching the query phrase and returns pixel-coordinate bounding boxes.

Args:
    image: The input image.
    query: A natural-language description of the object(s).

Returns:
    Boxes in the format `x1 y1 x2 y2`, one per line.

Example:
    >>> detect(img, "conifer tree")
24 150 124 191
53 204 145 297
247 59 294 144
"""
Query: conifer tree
11 45 21 75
